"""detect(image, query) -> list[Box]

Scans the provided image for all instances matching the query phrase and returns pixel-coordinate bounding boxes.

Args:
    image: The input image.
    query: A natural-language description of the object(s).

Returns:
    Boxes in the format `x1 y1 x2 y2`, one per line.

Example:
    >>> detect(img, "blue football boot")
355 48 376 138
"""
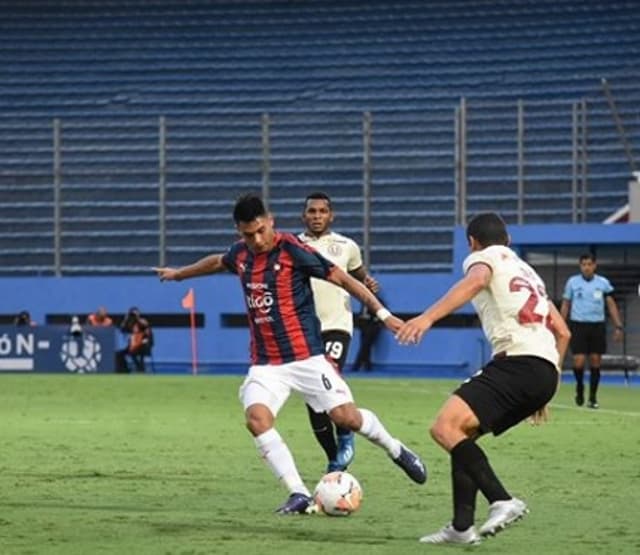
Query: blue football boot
392 443 427 484
335 431 355 470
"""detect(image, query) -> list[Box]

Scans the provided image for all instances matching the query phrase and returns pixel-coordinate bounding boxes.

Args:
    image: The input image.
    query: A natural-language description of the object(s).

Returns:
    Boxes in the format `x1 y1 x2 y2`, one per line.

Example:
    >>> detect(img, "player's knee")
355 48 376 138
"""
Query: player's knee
329 405 360 430
245 408 273 436
429 418 459 449
429 420 446 446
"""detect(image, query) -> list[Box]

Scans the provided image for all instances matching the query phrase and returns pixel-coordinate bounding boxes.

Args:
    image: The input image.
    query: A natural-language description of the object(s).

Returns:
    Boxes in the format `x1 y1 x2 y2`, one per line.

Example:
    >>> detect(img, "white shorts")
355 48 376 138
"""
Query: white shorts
238 354 354 416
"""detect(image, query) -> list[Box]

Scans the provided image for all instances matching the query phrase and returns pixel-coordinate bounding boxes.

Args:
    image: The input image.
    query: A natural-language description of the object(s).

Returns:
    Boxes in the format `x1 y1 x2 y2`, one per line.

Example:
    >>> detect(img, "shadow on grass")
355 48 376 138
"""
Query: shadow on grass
3 470 204 482
1 500 166 513
151 517 395 545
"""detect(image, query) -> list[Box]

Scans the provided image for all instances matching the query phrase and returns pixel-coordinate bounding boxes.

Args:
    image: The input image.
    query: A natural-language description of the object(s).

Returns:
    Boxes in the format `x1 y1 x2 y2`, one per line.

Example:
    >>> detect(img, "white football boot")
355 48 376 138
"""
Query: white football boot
419 523 481 545
479 497 528 537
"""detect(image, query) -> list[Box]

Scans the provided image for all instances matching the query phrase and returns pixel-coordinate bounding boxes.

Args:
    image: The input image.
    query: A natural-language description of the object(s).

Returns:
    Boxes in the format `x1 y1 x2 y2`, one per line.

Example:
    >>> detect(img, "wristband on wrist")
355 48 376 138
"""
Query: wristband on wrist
376 308 391 321
615 325 623 330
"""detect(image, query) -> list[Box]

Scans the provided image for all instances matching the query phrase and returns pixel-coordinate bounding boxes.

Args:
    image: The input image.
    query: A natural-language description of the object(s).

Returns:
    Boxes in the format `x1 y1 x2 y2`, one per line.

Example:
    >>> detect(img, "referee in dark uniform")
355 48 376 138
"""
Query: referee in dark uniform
560 253 624 409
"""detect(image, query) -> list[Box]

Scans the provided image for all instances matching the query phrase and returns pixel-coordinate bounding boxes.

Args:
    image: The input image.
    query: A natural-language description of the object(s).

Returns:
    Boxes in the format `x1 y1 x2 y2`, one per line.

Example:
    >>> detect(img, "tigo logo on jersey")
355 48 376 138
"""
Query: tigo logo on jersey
246 291 274 314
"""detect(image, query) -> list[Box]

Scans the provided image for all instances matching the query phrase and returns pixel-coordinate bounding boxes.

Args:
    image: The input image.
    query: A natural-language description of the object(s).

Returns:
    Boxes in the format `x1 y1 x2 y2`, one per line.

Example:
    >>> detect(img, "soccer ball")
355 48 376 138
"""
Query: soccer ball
313 471 363 516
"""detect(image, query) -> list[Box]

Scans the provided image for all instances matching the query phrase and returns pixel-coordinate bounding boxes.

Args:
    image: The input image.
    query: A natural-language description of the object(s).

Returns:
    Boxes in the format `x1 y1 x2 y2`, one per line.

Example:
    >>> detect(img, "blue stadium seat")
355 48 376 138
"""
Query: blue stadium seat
0 0 639 273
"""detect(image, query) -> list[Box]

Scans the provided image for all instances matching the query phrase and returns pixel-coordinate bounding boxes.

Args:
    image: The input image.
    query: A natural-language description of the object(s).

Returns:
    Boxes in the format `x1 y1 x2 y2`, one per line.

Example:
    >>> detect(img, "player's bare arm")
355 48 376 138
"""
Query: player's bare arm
349 266 380 293
547 301 571 367
527 301 570 426
153 254 227 282
396 263 491 345
326 266 402 332
605 295 624 342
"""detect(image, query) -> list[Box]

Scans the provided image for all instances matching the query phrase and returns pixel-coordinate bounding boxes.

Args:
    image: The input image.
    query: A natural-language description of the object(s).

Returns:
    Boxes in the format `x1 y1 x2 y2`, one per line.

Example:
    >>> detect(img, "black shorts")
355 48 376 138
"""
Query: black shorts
569 321 607 355
321 330 351 372
455 355 559 436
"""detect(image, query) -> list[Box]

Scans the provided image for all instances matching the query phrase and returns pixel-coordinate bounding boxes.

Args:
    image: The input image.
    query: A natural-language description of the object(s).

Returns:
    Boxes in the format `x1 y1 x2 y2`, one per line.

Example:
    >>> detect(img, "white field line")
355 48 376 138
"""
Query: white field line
356 381 640 417
550 403 640 418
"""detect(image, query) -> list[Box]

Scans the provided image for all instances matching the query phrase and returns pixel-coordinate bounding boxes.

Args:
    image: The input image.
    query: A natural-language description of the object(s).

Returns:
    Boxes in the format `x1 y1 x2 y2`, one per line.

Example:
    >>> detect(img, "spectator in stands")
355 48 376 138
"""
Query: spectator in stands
560 253 624 409
14 310 35 327
352 295 385 372
116 307 153 373
86 306 113 327
69 315 83 337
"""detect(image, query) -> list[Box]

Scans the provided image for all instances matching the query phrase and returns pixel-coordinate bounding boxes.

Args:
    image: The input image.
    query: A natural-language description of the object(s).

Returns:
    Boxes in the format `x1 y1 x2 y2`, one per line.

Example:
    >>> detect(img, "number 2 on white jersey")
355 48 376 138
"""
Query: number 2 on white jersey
509 276 552 328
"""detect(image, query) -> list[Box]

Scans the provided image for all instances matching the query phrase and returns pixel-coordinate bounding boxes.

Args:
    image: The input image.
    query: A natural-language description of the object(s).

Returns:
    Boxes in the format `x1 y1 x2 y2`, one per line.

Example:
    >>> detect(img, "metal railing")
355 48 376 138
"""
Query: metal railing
2 83 638 276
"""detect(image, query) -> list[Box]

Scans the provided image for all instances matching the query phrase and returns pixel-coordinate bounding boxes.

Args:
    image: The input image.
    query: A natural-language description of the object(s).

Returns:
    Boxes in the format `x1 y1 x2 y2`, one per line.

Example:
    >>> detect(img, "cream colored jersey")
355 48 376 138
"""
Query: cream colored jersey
463 245 559 368
298 231 363 335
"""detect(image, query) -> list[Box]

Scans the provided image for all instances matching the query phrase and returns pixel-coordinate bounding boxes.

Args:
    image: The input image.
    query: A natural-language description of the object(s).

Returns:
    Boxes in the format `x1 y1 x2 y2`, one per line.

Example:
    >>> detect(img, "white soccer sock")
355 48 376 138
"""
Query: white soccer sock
254 428 310 496
357 408 402 459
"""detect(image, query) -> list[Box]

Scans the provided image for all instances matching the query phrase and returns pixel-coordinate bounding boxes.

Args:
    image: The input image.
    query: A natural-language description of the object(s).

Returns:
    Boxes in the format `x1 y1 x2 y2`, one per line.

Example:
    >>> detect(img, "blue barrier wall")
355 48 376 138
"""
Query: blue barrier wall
2 223 638 374
0 272 485 375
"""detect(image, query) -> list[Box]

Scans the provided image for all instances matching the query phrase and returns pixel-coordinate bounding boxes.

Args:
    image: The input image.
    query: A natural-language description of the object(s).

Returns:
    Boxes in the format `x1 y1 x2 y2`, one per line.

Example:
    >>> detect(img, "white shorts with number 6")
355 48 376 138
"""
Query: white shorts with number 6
239 354 354 415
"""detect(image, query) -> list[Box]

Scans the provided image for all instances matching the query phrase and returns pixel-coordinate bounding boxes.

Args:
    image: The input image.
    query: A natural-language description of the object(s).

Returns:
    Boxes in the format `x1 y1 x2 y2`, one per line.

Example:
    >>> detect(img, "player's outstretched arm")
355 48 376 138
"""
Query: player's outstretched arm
326 266 402 332
396 263 490 345
153 254 227 282
349 265 380 294
547 302 571 369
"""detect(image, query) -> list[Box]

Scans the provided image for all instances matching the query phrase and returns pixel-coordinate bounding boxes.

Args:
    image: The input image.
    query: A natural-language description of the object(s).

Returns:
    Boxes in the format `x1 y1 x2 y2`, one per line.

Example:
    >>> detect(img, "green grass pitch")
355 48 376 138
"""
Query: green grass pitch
0 375 639 554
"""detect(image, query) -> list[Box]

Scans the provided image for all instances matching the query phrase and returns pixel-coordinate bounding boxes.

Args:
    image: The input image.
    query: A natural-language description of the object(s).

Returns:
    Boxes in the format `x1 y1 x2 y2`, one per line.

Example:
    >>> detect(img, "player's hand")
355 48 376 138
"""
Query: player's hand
613 327 624 343
363 275 380 294
152 266 181 282
382 314 404 333
395 316 432 345
528 405 550 426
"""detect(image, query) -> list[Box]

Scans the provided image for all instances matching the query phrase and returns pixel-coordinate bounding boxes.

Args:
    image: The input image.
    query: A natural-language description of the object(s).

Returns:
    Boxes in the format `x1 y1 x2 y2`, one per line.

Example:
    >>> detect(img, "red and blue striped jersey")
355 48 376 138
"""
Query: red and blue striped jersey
222 232 335 365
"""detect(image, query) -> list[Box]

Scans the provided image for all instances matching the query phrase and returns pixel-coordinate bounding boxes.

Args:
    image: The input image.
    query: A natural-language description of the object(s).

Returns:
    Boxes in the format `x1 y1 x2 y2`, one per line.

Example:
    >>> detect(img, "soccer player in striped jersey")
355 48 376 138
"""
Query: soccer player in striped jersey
154 194 426 515
397 212 571 545
298 192 379 473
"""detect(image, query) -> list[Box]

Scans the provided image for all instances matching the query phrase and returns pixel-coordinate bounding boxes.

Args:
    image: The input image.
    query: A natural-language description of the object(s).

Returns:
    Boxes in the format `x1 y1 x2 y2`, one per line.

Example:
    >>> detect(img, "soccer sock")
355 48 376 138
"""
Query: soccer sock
589 367 600 401
336 425 352 438
573 368 585 394
254 428 310 496
305 404 338 462
451 438 510 504
357 408 401 459
451 456 478 532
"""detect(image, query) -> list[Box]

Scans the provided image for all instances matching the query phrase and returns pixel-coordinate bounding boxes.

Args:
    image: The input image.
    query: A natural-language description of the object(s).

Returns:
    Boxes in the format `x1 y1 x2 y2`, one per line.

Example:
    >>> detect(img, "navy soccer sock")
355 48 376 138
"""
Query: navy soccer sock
306 404 337 462
451 438 510 505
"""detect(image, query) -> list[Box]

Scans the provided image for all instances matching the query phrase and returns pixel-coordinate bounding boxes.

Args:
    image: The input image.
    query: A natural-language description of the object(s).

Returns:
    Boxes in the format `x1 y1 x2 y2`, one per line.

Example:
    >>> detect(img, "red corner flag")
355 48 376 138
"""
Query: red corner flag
181 288 198 375
181 288 195 310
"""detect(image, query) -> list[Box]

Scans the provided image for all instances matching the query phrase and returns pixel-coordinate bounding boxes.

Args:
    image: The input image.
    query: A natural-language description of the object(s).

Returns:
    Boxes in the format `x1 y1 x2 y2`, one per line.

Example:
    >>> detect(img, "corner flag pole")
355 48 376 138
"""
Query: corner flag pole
181 288 198 375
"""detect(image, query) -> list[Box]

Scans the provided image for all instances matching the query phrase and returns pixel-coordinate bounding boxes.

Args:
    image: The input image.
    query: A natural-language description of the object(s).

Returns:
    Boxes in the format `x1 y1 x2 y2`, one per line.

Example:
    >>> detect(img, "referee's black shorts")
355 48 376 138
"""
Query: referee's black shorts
454 355 559 436
569 321 607 355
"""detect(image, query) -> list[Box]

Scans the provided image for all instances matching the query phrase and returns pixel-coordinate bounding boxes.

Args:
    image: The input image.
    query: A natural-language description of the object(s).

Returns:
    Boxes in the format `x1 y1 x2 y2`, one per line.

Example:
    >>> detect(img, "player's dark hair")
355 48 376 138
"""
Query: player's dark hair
233 194 267 224
466 212 509 247
579 252 596 263
303 191 332 210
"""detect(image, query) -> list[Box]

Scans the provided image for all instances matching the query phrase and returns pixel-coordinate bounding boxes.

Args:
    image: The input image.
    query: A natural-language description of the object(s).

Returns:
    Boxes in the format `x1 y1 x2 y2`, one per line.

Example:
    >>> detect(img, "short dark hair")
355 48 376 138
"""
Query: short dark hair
303 191 332 210
466 212 509 248
579 252 596 263
233 194 267 224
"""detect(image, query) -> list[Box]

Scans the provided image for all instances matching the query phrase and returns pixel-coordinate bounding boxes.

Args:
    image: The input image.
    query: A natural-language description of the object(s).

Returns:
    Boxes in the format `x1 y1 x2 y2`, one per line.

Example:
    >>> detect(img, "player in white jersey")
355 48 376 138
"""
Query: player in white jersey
396 213 571 545
299 192 379 473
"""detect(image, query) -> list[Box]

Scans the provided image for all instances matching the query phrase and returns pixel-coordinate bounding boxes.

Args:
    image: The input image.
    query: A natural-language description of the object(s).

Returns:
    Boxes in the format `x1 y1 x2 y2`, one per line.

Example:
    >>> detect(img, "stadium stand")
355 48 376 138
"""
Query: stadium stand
0 0 638 273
